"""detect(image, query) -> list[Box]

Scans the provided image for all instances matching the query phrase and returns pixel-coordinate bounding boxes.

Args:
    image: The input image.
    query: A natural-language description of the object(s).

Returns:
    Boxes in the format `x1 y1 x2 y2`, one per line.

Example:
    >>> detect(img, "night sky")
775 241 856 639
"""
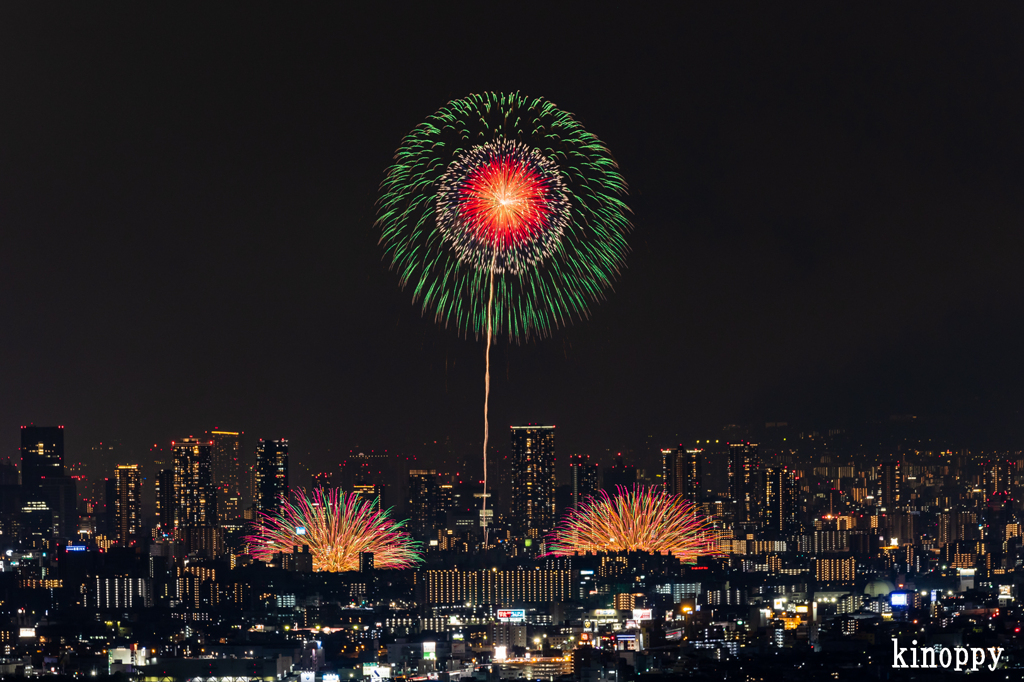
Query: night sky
3 5 1024 471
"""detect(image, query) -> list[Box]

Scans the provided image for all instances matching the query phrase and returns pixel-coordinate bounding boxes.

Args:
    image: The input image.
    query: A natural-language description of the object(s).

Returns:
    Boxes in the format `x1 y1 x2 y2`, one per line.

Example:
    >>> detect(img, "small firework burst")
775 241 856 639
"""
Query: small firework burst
545 485 724 562
245 487 422 571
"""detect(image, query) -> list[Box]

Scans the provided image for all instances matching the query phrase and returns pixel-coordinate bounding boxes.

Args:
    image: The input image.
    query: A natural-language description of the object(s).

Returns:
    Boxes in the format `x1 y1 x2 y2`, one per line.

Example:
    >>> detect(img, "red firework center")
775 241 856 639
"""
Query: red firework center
458 155 557 252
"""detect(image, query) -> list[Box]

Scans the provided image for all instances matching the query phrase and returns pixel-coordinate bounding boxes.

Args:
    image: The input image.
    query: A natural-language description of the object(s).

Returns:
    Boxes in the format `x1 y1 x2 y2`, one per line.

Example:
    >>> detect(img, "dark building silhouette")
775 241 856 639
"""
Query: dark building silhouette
20 425 64 488
728 442 759 526
662 446 701 499
254 438 289 513
408 469 439 538
510 425 556 539
763 466 798 538
569 454 599 508
878 460 902 509
155 468 174 533
602 452 637 493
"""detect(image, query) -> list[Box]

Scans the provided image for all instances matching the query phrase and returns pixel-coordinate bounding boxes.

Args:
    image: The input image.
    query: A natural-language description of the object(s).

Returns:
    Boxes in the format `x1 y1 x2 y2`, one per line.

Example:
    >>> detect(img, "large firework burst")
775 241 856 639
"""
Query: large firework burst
378 93 631 544
378 92 630 341
245 488 422 572
545 485 724 562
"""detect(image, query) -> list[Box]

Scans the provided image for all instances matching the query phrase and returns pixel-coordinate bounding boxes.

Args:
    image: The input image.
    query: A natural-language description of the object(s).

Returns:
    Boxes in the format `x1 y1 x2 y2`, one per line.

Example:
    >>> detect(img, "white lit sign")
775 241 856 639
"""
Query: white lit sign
300 672 315 682
362 665 391 679
423 642 435 660
18 628 35 639
593 609 617 617
323 675 340 682
497 609 525 622
494 646 507 661
295 527 306 535
632 608 652 622
891 593 908 606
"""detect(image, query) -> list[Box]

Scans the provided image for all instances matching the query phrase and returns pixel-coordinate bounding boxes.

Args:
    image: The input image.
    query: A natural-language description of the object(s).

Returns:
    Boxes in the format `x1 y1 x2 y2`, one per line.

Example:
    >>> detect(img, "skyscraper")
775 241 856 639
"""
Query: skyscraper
155 469 174 534
255 438 289 513
173 437 217 527
20 425 64 488
21 426 76 540
114 464 142 545
408 469 438 538
209 430 243 522
763 466 798 538
568 454 599 508
728 442 758 526
878 461 902 509
661 446 701 499
510 425 556 539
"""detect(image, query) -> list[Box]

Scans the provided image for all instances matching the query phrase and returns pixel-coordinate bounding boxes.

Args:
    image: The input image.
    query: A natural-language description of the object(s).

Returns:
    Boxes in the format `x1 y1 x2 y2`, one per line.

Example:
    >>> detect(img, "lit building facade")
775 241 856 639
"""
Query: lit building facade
510 425 556 539
173 437 217 526
114 464 142 544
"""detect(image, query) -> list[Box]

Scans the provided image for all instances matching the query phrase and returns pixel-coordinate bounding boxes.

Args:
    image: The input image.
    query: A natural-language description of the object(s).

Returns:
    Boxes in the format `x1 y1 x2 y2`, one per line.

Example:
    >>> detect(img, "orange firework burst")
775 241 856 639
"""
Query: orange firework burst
546 485 724 562
245 487 422 571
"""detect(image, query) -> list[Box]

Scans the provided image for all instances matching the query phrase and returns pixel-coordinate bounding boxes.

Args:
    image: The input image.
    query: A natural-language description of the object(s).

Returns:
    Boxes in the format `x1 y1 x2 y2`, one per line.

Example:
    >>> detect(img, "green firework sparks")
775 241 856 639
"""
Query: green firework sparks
377 92 631 341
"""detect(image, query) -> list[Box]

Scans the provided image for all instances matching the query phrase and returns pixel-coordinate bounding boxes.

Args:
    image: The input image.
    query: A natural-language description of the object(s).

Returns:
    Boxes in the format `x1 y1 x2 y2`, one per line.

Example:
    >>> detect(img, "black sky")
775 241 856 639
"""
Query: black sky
2 4 1024 469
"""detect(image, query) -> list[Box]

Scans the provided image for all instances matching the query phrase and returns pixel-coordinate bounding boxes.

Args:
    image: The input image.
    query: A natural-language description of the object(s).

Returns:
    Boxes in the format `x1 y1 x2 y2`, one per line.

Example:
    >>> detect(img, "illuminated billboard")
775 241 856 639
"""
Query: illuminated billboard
890 593 908 606
497 609 525 622
632 608 653 621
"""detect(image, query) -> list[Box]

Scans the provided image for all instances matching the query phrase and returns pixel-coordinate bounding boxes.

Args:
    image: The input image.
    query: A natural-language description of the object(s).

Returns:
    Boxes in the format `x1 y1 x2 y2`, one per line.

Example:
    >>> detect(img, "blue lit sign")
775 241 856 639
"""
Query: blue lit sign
295 527 306 535
66 545 87 552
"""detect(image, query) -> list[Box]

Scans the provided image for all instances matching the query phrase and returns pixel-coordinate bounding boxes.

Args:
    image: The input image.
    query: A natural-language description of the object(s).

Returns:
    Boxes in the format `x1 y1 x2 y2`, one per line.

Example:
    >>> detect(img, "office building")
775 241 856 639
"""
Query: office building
425 568 572 605
815 555 856 585
510 425 556 539
114 464 142 544
255 438 289 513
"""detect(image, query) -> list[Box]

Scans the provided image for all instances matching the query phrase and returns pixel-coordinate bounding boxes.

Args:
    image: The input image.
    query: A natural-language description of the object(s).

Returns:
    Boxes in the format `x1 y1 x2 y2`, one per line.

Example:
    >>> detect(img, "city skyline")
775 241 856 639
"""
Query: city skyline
2 4 1023 679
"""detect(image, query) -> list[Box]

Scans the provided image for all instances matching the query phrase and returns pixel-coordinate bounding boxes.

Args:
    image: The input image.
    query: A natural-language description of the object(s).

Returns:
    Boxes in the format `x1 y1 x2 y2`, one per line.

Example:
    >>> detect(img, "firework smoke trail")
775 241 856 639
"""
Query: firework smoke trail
482 251 496 548
378 93 631 548
545 485 724 562
245 487 422 571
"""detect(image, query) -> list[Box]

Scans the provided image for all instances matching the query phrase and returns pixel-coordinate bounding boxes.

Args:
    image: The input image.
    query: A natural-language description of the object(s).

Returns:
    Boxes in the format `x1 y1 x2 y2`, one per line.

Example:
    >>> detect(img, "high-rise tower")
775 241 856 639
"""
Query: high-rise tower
568 454 598 508
763 466 798 538
155 468 175 534
728 442 758 526
173 437 217 526
510 425 556 539
114 464 142 545
209 430 243 522
661 446 701 499
878 461 902 509
255 438 289 513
